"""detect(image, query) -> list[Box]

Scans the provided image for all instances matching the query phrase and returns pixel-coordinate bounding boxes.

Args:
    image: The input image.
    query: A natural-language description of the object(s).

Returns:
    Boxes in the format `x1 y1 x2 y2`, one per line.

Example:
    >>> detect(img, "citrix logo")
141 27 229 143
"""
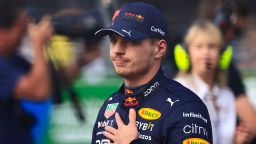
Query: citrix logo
183 123 208 136
144 81 160 97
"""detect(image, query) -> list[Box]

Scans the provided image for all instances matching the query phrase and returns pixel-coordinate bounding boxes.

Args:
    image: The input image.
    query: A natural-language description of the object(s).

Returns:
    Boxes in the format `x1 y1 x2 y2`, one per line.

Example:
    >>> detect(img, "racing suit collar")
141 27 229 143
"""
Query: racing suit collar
119 66 166 98
119 66 166 108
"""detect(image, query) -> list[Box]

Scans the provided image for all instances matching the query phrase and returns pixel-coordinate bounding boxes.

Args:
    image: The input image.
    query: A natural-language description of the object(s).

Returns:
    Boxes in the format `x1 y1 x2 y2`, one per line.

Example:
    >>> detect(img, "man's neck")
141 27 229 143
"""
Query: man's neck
124 64 161 88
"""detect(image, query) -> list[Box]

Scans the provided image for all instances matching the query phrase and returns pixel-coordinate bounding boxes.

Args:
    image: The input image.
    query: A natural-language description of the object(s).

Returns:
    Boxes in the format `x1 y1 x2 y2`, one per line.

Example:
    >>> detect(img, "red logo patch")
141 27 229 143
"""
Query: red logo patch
112 9 120 25
124 97 139 107
124 12 144 22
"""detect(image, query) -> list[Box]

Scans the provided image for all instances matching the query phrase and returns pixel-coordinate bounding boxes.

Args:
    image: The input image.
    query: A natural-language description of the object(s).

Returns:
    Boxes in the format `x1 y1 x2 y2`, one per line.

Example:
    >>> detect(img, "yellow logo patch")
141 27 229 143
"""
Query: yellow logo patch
183 138 209 144
138 108 161 120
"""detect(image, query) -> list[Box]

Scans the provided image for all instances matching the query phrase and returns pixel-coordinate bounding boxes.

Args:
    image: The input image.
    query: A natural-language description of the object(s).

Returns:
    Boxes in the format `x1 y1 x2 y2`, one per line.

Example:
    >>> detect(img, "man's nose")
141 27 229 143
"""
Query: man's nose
112 40 125 55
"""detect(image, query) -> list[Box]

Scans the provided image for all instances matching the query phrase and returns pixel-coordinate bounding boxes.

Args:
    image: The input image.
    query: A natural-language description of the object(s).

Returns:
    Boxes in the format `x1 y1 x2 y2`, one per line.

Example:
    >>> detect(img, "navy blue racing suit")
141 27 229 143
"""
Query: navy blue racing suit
91 67 213 144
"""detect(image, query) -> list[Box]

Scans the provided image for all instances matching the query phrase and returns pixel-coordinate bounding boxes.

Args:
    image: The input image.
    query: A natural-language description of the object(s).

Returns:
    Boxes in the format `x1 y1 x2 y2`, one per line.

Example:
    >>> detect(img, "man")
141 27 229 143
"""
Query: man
0 0 53 143
92 2 212 144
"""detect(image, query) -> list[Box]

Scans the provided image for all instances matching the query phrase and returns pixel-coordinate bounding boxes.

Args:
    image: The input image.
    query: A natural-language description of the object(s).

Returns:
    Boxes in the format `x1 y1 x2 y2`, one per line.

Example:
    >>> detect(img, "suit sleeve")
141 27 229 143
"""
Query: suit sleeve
162 102 213 144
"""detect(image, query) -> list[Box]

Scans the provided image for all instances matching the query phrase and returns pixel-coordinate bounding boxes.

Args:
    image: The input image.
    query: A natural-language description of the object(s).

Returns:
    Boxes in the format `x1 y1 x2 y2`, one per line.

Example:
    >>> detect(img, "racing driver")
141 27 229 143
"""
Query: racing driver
91 2 213 144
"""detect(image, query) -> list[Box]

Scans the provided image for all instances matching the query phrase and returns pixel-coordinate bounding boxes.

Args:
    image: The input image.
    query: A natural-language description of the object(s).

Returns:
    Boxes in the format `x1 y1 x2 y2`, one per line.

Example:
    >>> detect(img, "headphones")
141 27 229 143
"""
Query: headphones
174 43 233 71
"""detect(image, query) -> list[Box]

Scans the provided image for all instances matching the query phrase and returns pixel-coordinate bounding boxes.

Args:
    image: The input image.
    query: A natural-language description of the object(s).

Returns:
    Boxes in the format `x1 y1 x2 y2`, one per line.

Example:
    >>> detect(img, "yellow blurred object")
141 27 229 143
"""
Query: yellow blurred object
219 45 233 70
174 43 233 71
46 35 76 69
174 44 190 71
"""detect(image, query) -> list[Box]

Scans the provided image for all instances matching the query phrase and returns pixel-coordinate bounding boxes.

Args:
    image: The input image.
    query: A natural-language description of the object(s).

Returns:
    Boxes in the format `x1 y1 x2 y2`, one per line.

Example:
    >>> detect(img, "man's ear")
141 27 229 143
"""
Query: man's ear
155 39 167 59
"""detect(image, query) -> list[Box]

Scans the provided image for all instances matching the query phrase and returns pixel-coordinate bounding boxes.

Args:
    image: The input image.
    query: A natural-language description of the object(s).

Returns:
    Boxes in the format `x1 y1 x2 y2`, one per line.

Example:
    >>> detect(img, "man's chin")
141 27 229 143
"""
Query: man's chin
114 69 132 78
115 70 127 77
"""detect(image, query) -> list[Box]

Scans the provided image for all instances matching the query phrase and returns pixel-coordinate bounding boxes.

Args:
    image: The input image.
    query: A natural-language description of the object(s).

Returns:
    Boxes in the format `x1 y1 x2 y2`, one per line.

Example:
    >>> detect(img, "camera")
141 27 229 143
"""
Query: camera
27 7 104 39
53 10 104 38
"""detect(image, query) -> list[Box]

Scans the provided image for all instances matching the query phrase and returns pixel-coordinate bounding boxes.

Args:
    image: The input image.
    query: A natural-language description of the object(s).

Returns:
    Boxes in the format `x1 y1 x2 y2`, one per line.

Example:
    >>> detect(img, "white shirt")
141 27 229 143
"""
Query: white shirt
81 58 107 84
175 74 236 144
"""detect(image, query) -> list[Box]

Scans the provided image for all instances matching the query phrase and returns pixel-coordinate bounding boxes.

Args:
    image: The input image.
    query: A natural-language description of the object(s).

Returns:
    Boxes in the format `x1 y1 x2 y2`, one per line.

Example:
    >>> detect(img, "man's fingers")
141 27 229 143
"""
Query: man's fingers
115 112 124 128
128 108 137 126
103 131 115 142
105 126 117 135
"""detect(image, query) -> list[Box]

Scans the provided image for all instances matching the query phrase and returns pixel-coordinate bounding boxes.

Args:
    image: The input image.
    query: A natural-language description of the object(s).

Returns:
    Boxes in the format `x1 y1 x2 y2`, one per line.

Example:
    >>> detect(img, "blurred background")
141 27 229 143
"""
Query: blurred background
14 0 256 143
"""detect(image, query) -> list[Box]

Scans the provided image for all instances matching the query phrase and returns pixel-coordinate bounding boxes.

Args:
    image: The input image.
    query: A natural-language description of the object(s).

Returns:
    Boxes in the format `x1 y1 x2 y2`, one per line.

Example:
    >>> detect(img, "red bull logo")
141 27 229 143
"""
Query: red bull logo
124 97 138 107
124 12 144 22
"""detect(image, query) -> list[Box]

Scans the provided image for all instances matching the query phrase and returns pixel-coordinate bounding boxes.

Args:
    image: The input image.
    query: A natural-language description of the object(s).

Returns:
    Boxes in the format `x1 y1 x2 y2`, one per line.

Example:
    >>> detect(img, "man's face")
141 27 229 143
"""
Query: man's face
109 33 157 79
0 12 28 54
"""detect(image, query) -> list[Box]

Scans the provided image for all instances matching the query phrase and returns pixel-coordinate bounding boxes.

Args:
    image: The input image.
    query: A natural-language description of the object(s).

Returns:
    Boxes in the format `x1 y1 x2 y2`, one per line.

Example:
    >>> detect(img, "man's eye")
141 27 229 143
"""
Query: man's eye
129 40 142 46
110 36 117 44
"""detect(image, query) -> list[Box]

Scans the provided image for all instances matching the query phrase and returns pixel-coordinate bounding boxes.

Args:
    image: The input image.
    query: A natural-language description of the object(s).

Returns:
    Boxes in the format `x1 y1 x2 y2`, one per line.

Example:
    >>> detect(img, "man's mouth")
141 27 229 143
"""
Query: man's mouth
112 57 129 66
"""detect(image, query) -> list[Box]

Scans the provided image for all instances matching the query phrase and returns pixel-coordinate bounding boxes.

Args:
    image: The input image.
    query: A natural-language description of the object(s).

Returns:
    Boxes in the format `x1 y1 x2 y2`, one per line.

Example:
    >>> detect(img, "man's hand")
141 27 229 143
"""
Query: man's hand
28 15 53 48
103 108 139 144
235 123 254 144
14 15 53 100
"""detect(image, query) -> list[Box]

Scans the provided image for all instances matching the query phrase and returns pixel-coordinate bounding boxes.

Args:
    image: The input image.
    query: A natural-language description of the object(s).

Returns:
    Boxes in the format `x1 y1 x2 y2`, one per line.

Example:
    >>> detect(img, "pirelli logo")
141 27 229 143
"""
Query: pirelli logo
183 138 209 144
138 108 161 120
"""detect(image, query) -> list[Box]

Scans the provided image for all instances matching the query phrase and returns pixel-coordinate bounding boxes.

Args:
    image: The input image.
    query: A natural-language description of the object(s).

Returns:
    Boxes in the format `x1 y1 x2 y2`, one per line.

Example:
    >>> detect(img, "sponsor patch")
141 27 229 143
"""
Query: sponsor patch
182 138 209 144
136 121 154 131
183 123 208 136
151 26 165 36
96 131 104 136
138 108 161 120
96 139 111 144
143 81 159 97
124 12 144 23
98 120 115 128
104 103 119 119
166 97 179 107
138 132 152 141
124 97 139 107
183 112 208 123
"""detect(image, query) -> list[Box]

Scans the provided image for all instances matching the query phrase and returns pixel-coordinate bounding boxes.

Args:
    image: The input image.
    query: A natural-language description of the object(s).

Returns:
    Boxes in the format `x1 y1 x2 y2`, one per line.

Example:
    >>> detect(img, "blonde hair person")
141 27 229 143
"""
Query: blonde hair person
182 20 227 87
175 20 237 144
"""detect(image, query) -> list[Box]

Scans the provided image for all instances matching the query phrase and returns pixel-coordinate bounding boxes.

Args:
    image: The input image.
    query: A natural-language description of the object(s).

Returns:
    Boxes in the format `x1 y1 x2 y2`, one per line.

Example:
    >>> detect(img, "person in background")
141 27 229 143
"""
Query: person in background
0 0 53 143
215 3 256 142
92 2 212 144
197 1 256 142
80 36 107 84
175 20 253 144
